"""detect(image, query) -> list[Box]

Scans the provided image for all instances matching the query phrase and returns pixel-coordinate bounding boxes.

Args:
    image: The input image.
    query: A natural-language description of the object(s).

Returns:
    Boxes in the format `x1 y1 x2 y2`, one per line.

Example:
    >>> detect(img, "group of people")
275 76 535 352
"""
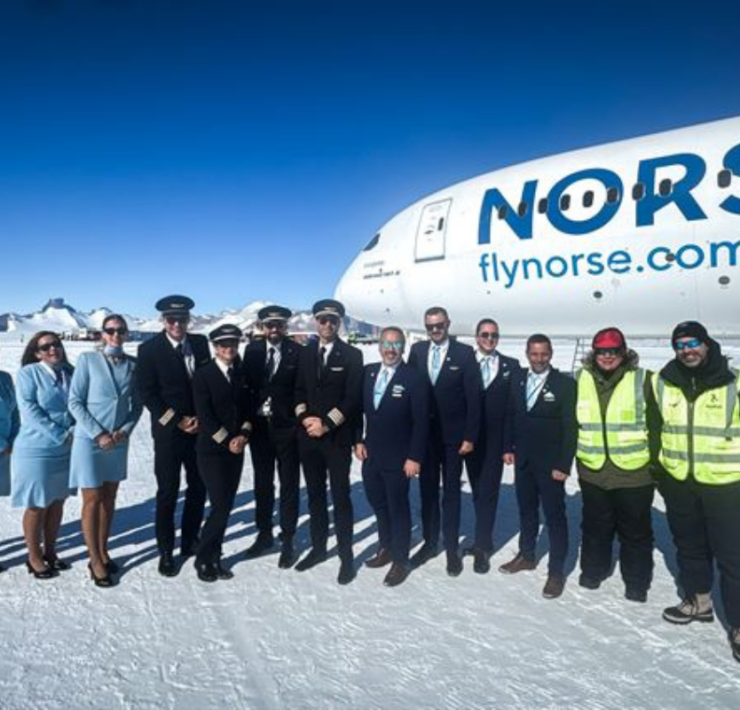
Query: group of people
0 294 738 664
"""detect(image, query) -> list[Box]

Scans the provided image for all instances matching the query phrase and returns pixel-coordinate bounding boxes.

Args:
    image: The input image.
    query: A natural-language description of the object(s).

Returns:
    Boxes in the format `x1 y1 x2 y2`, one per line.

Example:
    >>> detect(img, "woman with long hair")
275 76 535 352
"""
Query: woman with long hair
11 331 75 578
68 314 143 586
0 355 20 572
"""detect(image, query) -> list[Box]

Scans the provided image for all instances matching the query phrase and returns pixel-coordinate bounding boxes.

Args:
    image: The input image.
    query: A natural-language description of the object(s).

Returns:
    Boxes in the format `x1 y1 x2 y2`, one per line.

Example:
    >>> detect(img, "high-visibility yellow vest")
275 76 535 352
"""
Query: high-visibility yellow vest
654 369 740 485
576 368 650 471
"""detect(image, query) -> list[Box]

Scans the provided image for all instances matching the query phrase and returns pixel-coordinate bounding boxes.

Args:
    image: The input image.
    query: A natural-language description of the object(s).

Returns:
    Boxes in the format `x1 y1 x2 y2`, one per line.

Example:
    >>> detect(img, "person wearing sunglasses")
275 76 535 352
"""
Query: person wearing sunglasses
651 321 740 664
294 299 363 585
11 332 75 578
407 306 481 576
137 295 212 577
241 305 302 569
192 324 252 582
0 359 20 572
464 319 521 574
574 327 655 603
354 327 428 587
68 314 143 586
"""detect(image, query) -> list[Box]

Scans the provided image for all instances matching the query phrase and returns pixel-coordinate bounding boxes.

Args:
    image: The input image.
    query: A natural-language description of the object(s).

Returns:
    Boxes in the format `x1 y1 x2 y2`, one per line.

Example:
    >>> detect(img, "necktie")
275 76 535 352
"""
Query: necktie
526 373 540 411
177 342 194 378
430 345 441 385
373 368 390 409
318 346 326 380
226 366 233 383
265 347 276 381
481 357 492 388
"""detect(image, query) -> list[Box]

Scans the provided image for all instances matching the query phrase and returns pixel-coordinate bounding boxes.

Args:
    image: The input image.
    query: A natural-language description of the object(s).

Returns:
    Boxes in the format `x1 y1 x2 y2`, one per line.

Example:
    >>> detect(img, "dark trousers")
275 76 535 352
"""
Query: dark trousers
299 434 354 560
579 479 655 591
362 462 411 564
419 438 465 553
153 433 206 554
249 419 300 539
658 474 740 627
466 426 505 552
196 450 244 565
515 464 568 575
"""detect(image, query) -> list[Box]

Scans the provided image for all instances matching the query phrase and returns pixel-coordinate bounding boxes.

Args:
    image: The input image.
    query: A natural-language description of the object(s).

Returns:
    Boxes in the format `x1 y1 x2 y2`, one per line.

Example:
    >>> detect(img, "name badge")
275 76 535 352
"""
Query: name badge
543 391 556 402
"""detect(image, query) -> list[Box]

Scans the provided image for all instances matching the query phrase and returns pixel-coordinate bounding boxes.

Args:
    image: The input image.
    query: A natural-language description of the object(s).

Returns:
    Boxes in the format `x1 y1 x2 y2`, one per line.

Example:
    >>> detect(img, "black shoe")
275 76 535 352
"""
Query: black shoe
158 552 179 578
278 540 296 569
473 548 491 575
579 574 602 590
625 586 648 603
26 560 58 579
295 548 328 572
364 548 393 569
44 555 71 571
410 543 439 569
337 559 356 585
730 628 740 664
383 562 410 587
214 562 234 580
446 551 463 577
195 560 218 583
88 563 114 588
244 533 275 559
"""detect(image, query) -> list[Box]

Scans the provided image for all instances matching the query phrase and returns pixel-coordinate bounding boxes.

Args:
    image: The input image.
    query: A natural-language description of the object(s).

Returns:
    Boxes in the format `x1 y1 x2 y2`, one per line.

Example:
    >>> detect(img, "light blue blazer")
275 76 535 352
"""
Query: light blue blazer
68 352 143 441
0 370 20 496
13 363 75 455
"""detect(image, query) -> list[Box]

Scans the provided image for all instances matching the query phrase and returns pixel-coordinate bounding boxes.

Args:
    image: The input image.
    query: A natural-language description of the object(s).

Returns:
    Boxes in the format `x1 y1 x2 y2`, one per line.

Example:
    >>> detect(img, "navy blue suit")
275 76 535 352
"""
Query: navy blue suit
408 339 481 553
359 362 429 564
506 368 577 575
466 353 520 552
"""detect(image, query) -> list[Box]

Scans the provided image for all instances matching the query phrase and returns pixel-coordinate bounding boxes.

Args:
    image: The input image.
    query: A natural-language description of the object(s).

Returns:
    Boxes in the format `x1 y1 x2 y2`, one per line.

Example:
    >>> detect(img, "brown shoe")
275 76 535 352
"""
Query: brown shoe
542 574 565 599
383 562 410 587
499 552 537 575
365 548 393 569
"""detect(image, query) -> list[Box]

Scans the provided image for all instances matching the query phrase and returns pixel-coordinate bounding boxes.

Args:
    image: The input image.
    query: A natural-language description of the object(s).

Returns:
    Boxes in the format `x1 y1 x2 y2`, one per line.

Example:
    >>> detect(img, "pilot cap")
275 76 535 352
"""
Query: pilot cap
672 320 710 347
209 324 243 343
592 327 626 351
258 305 292 323
156 295 195 317
313 299 345 319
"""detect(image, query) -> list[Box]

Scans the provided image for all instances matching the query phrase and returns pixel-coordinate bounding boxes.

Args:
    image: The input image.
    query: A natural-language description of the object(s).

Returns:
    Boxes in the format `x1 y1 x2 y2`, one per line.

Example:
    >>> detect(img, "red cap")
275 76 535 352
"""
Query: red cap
592 327 626 350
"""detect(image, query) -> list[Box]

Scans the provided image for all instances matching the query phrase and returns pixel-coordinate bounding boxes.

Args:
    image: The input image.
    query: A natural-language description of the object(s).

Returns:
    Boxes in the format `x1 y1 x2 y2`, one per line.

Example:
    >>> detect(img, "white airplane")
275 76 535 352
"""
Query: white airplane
335 116 740 337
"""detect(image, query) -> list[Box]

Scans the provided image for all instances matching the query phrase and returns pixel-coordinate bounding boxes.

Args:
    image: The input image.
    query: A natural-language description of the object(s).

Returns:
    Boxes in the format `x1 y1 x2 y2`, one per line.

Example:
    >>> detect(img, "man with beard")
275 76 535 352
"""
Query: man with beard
652 321 740 664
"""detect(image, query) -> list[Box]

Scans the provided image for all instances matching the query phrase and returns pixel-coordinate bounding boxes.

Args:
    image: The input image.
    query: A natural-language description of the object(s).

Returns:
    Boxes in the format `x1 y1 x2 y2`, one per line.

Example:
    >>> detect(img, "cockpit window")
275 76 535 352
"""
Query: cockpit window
363 233 381 251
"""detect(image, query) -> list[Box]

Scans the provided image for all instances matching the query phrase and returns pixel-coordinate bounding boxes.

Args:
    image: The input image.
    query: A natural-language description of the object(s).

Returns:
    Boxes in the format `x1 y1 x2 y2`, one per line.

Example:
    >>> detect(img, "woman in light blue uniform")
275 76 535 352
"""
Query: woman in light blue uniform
69 314 143 586
11 331 75 578
0 364 20 573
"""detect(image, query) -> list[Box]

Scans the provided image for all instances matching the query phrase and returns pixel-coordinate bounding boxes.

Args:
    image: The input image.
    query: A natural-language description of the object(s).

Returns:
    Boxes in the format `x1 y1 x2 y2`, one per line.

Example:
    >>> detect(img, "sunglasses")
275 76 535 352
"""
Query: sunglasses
263 321 286 330
215 339 240 348
165 316 189 325
317 316 339 326
425 322 447 332
675 338 703 350
595 347 623 357
37 341 63 352
103 327 127 336
380 341 404 350
478 332 499 340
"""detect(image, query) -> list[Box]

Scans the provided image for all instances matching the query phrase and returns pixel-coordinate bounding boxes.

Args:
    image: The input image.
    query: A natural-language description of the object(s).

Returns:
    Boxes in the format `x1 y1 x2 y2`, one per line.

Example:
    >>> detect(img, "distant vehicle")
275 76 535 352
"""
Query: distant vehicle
336 116 740 336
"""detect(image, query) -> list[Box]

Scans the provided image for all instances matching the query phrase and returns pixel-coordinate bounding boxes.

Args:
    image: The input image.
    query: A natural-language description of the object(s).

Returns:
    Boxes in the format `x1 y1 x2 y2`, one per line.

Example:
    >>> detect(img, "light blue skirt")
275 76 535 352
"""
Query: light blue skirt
11 446 75 508
0 451 10 497
69 437 130 489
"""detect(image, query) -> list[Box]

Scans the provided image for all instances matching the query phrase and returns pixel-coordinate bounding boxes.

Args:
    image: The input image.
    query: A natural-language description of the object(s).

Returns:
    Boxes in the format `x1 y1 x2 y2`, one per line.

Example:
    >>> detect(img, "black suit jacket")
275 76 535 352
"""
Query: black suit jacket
294 338 363 447
359 361 429 471
242 338 302 428
192 360 252 454
137 332 212 440
505 367 577 475
479 353 520 440
408 339 481 445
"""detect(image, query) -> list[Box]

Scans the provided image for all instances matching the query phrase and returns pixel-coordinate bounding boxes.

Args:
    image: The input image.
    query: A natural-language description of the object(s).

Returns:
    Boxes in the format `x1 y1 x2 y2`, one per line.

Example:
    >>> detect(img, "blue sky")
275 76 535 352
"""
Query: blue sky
1 0 738 318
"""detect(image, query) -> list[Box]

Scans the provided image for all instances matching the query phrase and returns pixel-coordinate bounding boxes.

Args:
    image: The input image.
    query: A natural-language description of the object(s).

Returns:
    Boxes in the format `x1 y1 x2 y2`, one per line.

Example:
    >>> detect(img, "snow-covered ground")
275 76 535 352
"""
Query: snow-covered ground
1 338 739 710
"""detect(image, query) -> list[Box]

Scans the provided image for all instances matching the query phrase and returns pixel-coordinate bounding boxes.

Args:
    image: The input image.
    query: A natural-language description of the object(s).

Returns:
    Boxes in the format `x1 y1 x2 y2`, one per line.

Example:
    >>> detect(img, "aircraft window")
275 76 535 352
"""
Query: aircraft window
582 191 594 208
719 275 730 286
438 218 445 230
517 201 528 217
497 205 508 219
593 291 603 300
537 198 548 214
659 178 672 196
606 187 620 203
559 194 571 211
363 233 380 251
718 169 732 188
632 183 645 201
